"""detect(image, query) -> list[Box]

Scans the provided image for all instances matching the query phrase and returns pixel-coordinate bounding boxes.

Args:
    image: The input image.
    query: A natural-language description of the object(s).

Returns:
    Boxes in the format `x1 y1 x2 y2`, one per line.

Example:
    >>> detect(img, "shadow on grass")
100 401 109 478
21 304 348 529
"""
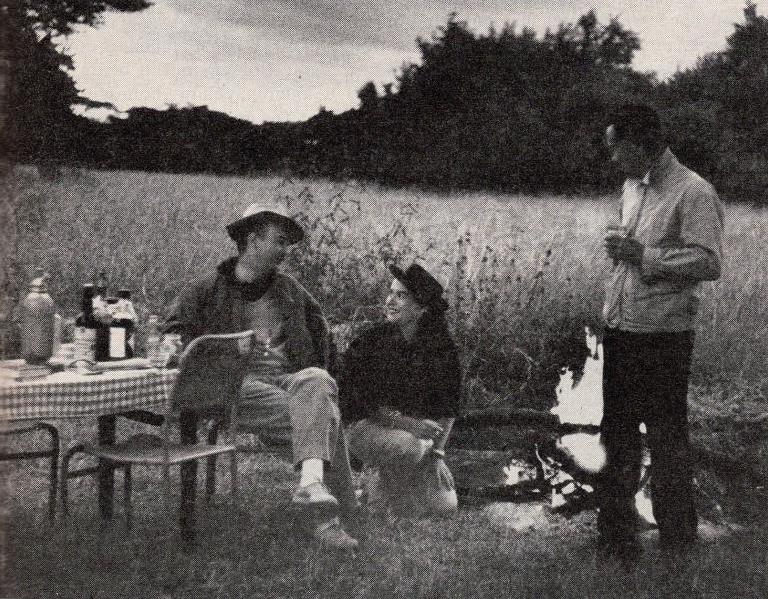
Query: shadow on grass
4 454 768 599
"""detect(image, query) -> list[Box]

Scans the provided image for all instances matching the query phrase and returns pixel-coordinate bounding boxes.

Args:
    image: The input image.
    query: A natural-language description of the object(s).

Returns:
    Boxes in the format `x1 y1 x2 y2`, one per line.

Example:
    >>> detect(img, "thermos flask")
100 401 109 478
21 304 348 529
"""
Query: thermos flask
20 268 56 364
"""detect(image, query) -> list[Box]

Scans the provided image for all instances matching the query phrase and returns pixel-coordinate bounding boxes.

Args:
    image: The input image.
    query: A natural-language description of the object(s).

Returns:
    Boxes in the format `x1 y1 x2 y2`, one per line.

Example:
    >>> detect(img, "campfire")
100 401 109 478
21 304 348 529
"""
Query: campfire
457 328 656 526
548 327 655 524
455 328 745 543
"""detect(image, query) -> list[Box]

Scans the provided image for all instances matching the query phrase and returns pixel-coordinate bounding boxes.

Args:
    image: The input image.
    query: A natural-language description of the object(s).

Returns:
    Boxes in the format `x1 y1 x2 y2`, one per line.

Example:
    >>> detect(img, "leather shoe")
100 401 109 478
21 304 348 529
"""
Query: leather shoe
292 482 339 512
312 517 359 551
596 538 642 566
659 536 698 559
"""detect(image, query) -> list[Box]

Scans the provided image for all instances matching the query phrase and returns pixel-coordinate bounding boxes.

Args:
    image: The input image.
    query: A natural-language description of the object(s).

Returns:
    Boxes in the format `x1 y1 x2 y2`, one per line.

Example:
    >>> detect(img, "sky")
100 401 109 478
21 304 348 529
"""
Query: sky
65 0 754 124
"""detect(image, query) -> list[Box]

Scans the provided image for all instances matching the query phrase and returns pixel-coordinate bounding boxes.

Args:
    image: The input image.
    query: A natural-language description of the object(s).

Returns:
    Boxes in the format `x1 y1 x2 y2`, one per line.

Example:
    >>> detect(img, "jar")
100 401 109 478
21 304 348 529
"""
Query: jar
159 333 183 368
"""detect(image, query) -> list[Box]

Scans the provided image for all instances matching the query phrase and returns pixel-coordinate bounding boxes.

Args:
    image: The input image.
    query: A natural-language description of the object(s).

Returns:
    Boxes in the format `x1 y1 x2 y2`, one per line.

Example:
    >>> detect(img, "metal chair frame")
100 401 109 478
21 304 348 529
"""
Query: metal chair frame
60 330 256 529
0 421 60 521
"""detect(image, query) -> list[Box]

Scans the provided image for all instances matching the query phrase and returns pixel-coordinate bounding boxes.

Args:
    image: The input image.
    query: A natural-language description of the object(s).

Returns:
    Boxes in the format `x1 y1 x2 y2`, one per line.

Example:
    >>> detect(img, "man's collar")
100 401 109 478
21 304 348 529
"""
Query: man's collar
645 147 676 186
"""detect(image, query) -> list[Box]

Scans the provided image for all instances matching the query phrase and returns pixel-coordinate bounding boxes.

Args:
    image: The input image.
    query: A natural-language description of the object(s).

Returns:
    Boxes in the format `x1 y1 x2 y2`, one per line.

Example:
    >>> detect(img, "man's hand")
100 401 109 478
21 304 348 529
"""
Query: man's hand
605 234 644 267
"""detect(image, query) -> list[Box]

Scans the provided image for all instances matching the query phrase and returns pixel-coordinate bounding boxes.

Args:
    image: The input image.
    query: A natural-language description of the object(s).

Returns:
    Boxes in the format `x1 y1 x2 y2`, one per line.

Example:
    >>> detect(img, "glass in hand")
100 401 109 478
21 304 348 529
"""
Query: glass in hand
254 327 274 358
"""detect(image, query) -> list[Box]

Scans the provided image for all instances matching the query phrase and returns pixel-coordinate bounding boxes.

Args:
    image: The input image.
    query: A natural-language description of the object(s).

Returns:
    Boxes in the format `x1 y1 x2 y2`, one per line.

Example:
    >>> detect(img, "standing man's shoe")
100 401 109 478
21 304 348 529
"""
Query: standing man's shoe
596 538 642 566
659 535 698 559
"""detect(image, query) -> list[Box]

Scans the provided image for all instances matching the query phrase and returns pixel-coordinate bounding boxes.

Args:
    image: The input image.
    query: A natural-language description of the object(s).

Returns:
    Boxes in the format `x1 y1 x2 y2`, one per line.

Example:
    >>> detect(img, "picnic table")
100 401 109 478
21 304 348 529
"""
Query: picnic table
0 367 210 537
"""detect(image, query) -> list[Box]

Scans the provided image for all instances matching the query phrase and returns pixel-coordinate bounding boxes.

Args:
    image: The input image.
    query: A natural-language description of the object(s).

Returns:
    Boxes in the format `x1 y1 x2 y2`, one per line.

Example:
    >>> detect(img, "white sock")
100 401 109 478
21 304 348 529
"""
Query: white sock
299 458 324 487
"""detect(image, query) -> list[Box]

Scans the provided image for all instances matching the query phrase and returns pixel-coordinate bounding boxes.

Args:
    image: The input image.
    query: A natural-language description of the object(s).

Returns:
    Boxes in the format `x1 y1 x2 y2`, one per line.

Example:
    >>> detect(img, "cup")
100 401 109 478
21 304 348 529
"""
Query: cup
605 225 628 266
53 342 75 366
158 333 182 368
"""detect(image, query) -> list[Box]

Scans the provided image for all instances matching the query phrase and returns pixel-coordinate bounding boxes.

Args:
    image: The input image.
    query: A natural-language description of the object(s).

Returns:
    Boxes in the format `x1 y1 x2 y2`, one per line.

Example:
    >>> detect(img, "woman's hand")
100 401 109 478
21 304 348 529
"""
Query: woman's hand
375 408 444 441
410 418 444 441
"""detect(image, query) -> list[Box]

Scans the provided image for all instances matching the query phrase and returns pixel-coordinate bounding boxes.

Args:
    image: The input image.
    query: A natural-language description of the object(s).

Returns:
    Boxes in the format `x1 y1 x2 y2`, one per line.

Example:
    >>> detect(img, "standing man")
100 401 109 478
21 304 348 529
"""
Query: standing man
166 203 358 551
599 104 724 559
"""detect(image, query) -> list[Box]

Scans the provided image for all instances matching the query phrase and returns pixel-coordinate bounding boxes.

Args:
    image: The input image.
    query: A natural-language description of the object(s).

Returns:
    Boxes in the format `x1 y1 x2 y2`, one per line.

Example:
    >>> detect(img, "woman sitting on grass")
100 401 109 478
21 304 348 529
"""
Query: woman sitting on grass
340 263 462 517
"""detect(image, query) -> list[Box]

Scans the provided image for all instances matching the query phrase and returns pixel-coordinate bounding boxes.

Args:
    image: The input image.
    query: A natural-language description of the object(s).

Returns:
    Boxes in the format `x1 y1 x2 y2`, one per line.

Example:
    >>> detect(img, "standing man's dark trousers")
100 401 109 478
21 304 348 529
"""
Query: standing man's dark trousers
598 328 698 550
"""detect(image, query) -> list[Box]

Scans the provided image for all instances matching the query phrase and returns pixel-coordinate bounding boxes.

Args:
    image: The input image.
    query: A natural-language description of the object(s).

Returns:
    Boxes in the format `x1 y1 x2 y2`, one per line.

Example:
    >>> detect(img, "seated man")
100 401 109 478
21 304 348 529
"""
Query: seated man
165 203 357 550
340 263 462 517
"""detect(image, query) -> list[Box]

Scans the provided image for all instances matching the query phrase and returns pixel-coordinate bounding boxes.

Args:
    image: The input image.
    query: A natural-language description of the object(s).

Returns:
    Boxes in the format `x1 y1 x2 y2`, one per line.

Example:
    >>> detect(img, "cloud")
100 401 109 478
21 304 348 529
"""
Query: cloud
170 0 413 50
69 2 417 123
168 0 550 52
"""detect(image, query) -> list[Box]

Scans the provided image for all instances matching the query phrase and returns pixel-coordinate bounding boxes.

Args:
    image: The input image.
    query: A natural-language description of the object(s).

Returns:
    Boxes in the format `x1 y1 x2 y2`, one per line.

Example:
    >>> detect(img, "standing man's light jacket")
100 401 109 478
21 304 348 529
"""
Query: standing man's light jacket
603 148 724 332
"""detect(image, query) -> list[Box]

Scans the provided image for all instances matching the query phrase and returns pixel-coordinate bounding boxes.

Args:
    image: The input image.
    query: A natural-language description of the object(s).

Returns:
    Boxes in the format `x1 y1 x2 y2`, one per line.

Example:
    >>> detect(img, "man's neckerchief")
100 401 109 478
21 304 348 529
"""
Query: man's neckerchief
235 270 276 301
219 257 276 301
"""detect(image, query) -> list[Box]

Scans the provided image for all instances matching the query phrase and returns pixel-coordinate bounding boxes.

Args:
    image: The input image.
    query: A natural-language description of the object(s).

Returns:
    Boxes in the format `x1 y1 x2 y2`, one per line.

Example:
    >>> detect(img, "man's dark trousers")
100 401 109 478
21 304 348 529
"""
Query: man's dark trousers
597 328 698 548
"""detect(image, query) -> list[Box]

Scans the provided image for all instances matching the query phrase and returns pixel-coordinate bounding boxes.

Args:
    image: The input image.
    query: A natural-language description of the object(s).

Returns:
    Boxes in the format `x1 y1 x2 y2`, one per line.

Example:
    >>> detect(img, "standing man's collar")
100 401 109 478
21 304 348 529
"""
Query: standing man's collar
645 147 676 186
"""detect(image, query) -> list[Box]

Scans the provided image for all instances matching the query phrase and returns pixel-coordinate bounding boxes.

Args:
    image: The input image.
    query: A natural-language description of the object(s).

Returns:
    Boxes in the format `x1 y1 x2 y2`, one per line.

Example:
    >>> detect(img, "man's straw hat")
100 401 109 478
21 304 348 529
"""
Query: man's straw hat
226 203 304 245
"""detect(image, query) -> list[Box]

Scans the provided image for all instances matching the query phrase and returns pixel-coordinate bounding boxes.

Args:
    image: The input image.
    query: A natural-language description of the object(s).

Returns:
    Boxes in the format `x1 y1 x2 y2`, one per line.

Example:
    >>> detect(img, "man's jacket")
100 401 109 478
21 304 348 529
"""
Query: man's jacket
339 314 462 423
164 257 330 371
604 149 724 333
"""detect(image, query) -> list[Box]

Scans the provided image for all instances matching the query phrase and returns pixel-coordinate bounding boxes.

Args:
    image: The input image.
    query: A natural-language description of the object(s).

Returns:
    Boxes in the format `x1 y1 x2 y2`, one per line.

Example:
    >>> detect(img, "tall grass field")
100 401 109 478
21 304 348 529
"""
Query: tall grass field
2 167 767 598
3 167 767 398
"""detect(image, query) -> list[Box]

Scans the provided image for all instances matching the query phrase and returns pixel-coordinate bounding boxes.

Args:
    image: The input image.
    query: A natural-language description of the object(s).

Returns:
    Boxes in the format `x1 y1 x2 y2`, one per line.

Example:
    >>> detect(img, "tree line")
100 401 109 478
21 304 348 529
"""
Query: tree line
2 2 766 203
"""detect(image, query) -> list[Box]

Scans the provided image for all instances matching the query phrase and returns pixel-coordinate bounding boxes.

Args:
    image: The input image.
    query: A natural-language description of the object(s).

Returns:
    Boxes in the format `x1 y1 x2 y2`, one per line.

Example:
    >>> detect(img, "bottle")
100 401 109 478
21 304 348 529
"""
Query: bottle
90 272 112 361
94 301 112 362
73 283 97 364
95 272 108 302
20 268 56 365
106 297 124 360
92 271 110 322
119 289 137 356
146 315 162 367
108 289 136 359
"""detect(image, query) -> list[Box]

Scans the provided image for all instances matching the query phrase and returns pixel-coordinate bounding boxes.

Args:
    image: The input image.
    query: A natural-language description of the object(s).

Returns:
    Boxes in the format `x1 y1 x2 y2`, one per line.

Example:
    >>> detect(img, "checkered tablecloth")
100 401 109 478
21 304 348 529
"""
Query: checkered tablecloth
0 368 177 421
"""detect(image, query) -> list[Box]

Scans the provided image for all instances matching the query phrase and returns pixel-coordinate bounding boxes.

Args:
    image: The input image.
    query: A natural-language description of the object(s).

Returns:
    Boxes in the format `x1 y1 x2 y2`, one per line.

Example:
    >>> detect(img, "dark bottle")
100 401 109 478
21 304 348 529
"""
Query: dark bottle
93 272 110 316
94 327 110 361
108 289 136 359
121 290 137 355
91 272 111 361
73 284 97 363
95 272 108 301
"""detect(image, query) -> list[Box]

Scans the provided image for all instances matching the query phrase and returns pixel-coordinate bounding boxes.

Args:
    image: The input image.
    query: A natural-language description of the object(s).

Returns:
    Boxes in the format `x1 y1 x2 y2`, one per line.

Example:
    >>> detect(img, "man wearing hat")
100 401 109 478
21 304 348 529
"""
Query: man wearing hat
165 203 358 550
340 263 462 517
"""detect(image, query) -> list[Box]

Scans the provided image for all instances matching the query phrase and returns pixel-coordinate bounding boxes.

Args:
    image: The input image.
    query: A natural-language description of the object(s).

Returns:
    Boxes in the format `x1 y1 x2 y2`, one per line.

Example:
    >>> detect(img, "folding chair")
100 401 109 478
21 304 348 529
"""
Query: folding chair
0 421 60 521
60 330 255 529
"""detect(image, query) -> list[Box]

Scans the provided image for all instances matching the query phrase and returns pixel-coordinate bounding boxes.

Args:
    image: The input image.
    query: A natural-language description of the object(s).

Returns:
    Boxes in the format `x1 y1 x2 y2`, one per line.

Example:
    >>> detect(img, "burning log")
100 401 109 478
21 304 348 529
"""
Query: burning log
449 443 601 516
460 480 546 504
457 407 601 435
453 329 657 523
